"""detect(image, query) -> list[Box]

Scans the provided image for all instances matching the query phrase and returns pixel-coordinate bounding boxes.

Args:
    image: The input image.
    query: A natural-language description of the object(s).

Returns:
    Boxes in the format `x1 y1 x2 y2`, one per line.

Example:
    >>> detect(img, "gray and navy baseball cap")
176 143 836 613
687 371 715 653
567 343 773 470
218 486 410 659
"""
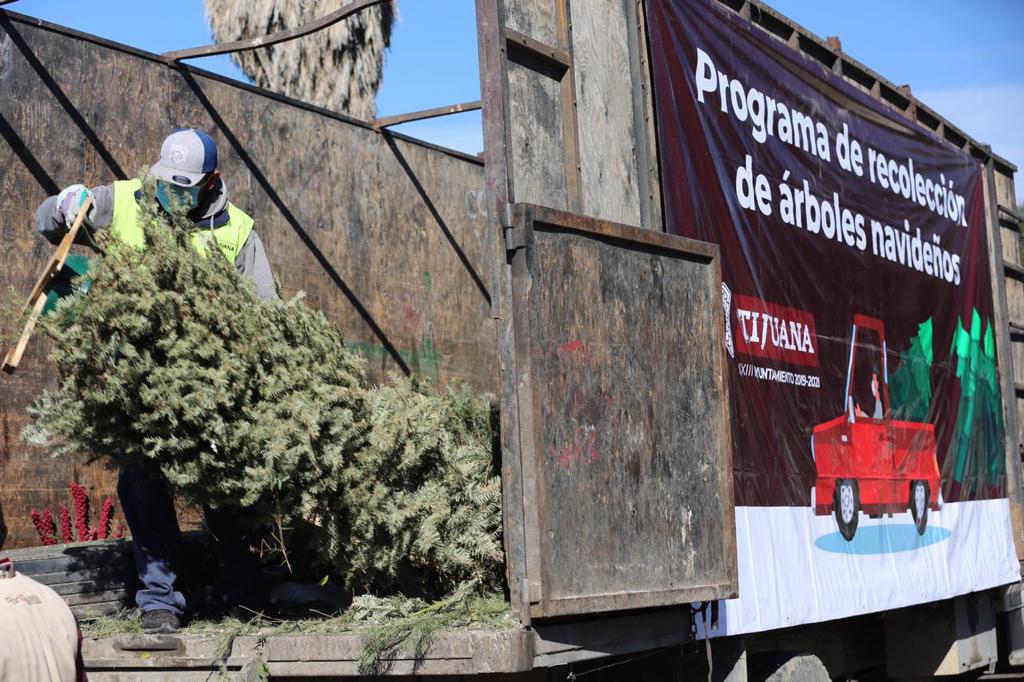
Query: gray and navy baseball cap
149 128 218 187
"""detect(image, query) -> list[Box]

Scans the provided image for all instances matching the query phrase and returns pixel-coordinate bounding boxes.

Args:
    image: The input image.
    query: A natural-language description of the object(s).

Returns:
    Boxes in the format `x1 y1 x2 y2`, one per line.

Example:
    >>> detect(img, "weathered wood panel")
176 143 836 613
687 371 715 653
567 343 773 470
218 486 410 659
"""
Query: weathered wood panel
506 49 570 211
569 0 642 226
0 12 495 549
1007 279 1024 327
505 204 736 618
1012 340 1024 386
995 168 1016 209
493 0 658 229
501 1 564 49
1002 222 1020 264
1018 397 1024 446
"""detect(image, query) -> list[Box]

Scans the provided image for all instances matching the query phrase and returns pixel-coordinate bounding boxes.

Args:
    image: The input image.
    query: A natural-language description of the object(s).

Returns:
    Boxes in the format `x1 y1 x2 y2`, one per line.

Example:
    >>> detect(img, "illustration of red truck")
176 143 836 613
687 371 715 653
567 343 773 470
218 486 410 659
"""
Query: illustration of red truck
812 314 941 541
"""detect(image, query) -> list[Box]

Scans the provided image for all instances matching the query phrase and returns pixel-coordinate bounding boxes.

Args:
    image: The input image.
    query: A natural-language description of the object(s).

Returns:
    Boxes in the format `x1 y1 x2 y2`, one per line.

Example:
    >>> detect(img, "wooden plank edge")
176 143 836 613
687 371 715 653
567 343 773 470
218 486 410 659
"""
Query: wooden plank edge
1005 259 1024 281
1000 204 1023 224
85 629 533 676
529 581 738 620
516 202 718 261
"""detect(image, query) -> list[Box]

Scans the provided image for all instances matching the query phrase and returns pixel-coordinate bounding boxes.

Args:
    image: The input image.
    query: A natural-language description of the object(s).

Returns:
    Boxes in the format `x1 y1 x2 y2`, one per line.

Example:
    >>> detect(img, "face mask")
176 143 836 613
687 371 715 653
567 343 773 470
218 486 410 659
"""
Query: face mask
156 180 202 213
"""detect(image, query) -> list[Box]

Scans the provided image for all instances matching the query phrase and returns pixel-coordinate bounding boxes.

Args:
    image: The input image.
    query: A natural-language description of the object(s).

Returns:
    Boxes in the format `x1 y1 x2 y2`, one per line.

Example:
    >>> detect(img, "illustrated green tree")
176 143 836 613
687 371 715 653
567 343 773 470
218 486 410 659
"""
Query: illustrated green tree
944 309 1005 496
884 310 1006 499
888 318 934 423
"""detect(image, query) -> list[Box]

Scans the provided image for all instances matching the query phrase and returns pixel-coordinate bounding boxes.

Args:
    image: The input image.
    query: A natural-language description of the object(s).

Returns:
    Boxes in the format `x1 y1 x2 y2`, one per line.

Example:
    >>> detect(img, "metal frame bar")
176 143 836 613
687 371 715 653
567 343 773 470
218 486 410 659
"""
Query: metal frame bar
509 203 717 259
475 0 529 622
629 0 662 230
372 100 481 130
477 0 586 622
555 1 583 214
502 27 572 70
163 0 390 63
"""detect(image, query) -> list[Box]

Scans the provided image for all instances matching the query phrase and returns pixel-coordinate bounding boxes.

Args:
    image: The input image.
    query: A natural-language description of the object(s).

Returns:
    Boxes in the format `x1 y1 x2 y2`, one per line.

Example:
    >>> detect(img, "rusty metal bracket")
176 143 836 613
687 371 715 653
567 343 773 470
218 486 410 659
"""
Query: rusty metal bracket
519 578 533 628
373 100 481 130
501 203 533 253
502 27 572 71
162 0 391 63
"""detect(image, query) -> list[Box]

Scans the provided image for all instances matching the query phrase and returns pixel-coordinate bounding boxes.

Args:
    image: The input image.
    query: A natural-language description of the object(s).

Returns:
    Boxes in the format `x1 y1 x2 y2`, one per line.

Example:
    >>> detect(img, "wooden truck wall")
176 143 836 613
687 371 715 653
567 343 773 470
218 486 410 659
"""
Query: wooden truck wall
0 12 496 549
1 2 1019 570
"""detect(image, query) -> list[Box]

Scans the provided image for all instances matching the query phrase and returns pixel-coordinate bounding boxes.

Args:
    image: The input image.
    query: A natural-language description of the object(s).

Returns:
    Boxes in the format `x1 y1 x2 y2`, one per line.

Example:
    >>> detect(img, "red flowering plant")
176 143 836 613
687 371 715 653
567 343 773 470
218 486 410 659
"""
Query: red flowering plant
30 483 124 546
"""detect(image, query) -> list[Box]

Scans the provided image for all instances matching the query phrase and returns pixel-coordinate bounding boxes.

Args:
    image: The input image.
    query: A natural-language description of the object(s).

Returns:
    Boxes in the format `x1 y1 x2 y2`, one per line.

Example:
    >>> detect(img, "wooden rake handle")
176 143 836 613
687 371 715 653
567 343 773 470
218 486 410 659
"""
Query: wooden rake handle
2 196 94 374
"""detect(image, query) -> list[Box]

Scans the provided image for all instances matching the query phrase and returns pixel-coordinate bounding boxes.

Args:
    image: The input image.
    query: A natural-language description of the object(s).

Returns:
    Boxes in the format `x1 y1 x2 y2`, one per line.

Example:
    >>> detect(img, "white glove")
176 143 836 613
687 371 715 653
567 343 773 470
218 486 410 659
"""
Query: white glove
55 184 95 228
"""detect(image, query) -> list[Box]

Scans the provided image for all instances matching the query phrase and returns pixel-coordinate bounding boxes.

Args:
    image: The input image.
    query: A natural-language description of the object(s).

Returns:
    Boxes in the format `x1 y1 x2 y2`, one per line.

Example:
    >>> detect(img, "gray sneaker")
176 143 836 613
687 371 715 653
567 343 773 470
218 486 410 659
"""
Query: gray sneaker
141 609 181 634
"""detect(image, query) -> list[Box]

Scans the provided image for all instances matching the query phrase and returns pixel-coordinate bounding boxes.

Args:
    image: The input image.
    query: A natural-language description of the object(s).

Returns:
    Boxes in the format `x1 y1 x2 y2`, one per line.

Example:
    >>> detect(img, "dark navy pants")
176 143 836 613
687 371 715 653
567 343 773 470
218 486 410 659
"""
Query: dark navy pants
117 461 263 615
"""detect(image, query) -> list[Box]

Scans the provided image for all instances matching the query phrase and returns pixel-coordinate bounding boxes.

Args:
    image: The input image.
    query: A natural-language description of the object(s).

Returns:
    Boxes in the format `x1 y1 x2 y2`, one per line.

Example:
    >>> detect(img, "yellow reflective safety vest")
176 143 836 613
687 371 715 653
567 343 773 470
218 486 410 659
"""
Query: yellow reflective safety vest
109 178 254 262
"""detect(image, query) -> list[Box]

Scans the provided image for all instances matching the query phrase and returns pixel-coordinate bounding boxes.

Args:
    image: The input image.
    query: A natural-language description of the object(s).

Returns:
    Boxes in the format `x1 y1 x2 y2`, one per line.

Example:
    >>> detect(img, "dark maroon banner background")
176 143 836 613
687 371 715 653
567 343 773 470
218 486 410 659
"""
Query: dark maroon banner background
646 0 1000 507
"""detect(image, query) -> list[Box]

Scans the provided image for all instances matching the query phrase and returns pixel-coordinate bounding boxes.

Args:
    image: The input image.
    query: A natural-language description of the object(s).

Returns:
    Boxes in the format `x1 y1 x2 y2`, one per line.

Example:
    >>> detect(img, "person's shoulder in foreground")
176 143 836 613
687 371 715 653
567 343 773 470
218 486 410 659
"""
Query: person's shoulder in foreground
0 504 85 681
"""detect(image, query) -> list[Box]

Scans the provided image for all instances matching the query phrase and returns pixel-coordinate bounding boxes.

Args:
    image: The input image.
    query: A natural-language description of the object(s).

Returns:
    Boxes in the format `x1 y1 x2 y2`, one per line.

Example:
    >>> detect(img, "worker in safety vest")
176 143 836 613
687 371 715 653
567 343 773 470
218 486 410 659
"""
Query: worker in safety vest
0 502 86 681
34 128 275 634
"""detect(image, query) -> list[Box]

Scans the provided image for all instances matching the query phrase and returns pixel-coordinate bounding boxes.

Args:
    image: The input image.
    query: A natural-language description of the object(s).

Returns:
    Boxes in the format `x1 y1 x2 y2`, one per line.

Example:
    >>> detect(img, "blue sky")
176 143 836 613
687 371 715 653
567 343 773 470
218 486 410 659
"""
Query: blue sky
769 0 1024 201
6 0 1023 200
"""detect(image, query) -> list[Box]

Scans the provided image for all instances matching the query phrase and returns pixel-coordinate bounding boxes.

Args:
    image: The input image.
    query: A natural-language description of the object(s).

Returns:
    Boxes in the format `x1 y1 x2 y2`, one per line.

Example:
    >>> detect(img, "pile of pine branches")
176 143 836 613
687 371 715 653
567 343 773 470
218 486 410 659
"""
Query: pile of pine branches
24 179 503 596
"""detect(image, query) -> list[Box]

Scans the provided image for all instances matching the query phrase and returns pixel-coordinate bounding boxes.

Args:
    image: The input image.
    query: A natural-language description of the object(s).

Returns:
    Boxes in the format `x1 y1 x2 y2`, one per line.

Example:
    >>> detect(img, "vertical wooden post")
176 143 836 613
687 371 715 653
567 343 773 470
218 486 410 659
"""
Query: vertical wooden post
475 0 531 621
557 0 583 214
985 159 1024 561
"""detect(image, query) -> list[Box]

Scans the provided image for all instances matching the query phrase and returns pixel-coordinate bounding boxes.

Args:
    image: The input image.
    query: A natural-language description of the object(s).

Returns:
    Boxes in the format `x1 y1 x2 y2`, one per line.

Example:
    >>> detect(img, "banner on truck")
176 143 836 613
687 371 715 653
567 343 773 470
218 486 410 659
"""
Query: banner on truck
646 0 1020 635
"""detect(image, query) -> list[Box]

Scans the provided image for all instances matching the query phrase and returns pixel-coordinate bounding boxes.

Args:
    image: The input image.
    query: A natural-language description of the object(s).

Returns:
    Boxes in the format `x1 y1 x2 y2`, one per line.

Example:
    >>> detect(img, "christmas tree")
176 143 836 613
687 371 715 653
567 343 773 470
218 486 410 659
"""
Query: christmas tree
25 179 503 595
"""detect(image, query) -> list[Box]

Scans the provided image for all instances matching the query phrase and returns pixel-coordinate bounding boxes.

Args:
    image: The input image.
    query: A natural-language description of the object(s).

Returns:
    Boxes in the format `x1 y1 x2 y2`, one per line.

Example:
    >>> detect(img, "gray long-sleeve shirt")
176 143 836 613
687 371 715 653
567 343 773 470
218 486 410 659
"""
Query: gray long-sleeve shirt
36 183 278 301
